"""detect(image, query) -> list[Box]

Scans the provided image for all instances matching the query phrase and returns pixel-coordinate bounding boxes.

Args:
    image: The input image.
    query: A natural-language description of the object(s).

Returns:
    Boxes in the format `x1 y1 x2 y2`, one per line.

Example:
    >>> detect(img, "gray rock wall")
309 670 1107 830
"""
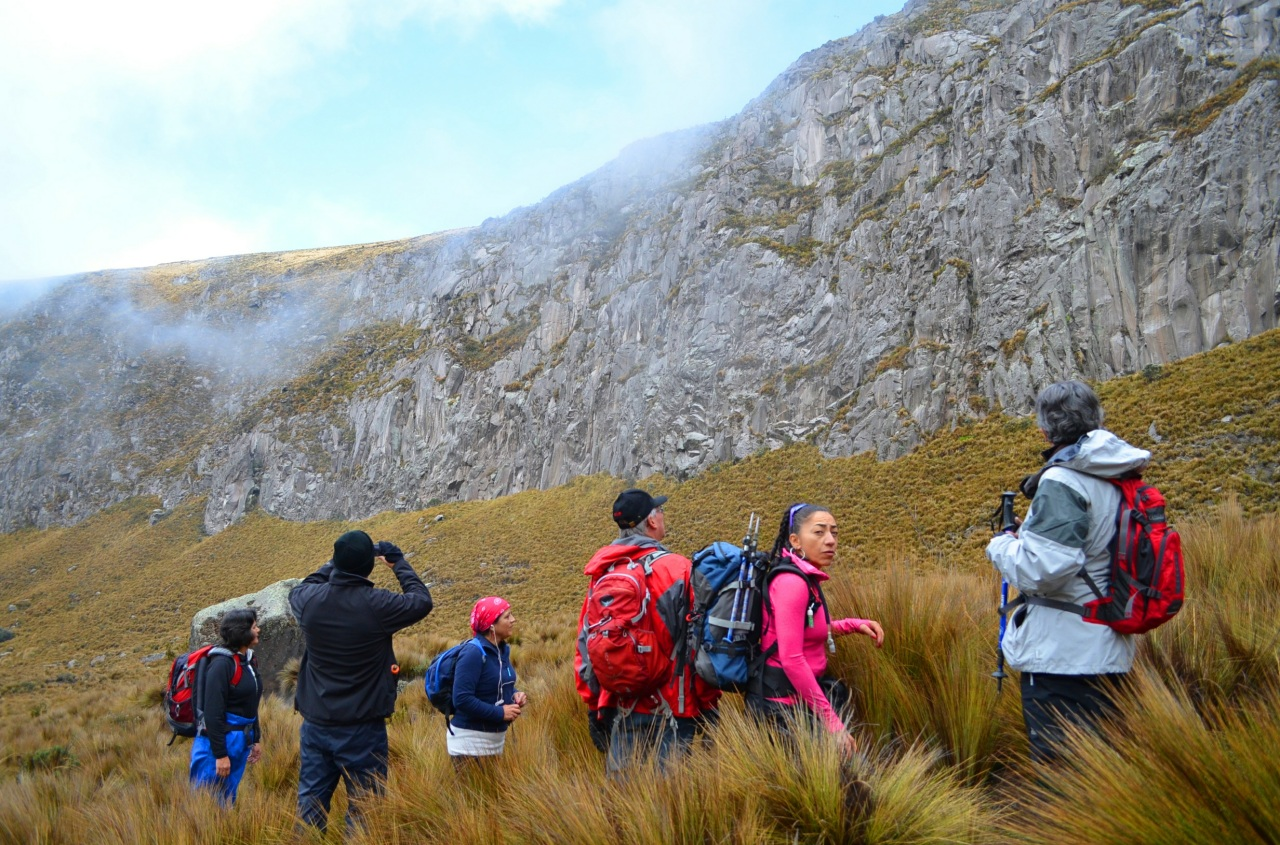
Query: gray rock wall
1 0 1276 534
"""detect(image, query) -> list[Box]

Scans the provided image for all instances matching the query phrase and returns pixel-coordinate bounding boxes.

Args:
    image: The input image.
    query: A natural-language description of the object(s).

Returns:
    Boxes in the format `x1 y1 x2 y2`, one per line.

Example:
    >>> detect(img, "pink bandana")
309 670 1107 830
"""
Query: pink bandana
470 596 511 634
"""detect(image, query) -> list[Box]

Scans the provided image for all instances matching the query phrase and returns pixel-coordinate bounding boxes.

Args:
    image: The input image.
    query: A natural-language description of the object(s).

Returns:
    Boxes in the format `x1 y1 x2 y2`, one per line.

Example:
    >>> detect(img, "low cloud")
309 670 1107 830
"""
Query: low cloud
0 0 568 282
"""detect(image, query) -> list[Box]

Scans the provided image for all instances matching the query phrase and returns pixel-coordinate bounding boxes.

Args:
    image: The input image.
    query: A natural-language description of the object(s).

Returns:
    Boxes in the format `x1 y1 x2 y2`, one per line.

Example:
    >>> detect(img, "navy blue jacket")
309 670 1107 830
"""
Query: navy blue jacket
451 636 517 733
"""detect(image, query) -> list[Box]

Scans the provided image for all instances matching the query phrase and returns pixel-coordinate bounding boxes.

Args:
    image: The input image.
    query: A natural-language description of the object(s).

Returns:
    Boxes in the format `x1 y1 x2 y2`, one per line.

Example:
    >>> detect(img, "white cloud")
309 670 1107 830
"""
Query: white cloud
414 0 563 26
591 0 776 127
0 0 568 282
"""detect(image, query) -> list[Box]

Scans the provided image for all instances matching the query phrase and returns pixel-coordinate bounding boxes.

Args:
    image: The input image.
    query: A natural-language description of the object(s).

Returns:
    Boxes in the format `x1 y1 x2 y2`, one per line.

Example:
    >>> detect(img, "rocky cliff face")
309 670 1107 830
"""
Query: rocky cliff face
2 0 1277 534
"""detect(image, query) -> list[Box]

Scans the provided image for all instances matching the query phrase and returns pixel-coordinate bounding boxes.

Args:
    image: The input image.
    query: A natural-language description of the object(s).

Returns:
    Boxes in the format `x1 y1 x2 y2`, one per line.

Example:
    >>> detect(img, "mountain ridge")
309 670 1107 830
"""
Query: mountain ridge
1 0 1276 534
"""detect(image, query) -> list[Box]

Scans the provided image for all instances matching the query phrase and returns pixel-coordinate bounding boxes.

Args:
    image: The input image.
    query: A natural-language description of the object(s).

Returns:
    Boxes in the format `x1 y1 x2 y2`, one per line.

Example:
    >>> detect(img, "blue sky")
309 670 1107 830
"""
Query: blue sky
0 0 903 295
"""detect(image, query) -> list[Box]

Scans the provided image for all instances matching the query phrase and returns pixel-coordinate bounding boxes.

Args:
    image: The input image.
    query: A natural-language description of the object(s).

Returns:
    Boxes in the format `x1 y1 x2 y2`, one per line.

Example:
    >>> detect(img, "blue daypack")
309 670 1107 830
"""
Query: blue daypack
424 638 486 721
690 541 767 691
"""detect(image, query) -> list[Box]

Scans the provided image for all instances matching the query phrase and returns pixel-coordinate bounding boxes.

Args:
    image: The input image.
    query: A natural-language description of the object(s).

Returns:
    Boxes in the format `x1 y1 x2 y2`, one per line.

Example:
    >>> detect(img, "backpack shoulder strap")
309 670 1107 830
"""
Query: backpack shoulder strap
762 560 824 619
207 646 242 686
632 548 670 575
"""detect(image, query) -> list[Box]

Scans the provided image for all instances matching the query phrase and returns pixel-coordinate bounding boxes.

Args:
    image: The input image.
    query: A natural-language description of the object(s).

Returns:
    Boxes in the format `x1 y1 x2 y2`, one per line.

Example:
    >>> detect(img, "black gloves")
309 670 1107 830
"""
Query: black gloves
587 707 616 753
373 541 406 565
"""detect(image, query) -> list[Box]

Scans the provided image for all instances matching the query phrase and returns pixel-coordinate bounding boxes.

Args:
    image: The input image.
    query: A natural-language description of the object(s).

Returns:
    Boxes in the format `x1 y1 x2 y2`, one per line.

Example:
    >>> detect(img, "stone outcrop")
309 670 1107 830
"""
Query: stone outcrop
0 0 1276 534
190 579 304 696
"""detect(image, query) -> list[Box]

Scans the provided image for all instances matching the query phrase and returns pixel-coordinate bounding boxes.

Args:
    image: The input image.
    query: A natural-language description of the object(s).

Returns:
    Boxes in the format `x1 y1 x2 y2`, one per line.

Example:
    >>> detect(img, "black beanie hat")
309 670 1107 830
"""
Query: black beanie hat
333 530 375 576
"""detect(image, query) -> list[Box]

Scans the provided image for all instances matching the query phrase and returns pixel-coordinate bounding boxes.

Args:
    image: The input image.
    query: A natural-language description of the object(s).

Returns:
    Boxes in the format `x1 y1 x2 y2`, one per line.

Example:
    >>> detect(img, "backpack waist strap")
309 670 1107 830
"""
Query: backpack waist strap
1001 594 1086 617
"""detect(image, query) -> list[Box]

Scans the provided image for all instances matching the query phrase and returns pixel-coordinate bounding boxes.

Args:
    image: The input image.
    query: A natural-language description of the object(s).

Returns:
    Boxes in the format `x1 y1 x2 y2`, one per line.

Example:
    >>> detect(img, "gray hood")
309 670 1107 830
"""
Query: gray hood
1051 429 1150 479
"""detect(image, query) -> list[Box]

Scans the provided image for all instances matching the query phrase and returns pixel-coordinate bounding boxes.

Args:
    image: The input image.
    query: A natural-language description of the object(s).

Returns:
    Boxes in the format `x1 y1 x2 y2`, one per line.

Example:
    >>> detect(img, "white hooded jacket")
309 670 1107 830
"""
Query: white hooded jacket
986 429 1151 675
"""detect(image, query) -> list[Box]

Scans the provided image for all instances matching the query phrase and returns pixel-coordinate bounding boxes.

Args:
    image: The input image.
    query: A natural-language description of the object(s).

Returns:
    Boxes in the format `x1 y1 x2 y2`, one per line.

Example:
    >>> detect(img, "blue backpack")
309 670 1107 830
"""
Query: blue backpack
690 540 769 691
424 638 486 721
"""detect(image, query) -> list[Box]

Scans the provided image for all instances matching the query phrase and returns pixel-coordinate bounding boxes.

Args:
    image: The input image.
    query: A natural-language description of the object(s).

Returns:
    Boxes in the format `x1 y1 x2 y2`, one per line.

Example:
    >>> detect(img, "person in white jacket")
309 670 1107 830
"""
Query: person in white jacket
986 380 1150 762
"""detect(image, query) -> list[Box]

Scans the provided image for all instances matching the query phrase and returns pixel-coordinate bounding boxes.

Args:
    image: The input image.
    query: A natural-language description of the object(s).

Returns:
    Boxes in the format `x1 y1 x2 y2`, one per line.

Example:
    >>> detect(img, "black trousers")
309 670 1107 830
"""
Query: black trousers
1020 671 1124 763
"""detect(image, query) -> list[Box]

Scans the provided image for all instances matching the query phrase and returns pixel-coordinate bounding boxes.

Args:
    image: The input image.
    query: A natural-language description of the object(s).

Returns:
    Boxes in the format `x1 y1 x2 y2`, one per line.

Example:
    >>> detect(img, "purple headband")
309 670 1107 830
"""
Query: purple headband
788 503 809 532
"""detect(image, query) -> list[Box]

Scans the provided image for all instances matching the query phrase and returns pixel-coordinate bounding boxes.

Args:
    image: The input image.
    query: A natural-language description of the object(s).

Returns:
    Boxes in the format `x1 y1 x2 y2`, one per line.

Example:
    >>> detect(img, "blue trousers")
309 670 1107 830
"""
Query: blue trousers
297 720 388 833
606 711 697 779
189 713 255 805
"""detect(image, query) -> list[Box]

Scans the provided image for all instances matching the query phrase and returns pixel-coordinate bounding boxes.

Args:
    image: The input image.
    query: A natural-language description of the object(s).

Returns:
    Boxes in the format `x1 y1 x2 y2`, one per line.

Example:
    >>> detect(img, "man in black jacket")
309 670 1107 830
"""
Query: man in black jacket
290 530 433 833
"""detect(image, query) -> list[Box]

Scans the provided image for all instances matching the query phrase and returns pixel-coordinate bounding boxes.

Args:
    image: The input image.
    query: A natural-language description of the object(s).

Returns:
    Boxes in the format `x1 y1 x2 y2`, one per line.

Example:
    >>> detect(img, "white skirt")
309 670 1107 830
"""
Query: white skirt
446 726 507 757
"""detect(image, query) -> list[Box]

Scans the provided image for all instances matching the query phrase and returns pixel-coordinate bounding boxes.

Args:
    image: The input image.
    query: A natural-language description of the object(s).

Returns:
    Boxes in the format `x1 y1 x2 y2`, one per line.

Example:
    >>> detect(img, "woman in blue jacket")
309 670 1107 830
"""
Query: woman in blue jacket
448 596 526 765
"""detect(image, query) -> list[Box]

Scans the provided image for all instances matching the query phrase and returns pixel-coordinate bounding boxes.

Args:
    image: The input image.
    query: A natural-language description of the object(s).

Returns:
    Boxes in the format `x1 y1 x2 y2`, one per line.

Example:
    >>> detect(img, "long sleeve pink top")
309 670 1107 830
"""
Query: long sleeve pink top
760 550 870 733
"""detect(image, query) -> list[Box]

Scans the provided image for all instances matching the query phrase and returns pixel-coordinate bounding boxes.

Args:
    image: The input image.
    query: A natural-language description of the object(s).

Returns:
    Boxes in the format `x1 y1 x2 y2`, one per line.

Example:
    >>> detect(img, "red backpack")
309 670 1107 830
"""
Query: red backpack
1020 477 1184 634
164 645 240 742
1077 478 1184 634
580 550 675 697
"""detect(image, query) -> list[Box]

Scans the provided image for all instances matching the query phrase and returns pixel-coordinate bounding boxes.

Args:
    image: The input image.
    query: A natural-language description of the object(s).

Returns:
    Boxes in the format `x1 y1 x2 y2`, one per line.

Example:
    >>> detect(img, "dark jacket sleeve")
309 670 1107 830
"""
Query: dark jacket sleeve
375 559 433 633
452 642 503 724
201 655 234 758
290 562 334 618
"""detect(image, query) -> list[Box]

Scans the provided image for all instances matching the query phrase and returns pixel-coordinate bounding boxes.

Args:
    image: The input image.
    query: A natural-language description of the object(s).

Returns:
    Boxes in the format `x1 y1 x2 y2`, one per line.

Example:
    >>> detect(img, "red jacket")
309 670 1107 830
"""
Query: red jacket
574 541 720 718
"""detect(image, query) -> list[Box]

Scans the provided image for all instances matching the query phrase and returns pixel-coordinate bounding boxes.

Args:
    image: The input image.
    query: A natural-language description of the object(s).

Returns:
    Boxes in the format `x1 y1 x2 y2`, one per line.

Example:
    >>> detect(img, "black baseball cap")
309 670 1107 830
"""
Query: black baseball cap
612 488 668 529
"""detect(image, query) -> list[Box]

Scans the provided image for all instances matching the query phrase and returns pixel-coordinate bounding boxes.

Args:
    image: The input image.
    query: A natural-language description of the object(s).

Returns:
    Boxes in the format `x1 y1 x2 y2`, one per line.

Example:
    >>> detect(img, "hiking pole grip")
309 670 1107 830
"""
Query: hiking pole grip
999 491 1018 534
728 513 761 634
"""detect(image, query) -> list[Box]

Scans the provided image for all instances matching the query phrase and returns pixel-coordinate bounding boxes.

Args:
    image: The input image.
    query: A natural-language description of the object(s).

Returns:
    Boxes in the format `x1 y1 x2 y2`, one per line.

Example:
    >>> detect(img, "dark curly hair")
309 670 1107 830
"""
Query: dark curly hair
219 608 259 651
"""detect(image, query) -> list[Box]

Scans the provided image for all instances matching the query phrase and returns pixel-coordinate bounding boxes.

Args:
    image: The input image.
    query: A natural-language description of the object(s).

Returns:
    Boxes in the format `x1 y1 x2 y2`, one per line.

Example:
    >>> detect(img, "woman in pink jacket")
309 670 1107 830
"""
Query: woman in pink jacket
747 502 884 756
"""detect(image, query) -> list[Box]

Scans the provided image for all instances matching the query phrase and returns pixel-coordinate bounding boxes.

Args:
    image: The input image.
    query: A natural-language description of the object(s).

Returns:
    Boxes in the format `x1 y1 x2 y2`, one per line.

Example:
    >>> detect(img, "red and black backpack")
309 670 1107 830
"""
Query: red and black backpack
1080 478 1184 634
164 645 241 742
1018 476 1184 634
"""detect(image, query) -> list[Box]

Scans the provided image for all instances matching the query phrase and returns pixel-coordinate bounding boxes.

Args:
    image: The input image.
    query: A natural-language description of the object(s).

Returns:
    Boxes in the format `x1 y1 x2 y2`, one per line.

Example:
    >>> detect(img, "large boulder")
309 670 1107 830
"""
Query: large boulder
191 578 303 697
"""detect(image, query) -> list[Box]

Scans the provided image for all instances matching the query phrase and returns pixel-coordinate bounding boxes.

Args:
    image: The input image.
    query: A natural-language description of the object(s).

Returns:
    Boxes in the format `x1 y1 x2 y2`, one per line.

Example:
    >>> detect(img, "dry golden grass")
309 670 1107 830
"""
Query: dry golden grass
0 330 1277 843
127 232 456 310
0 500 1276 844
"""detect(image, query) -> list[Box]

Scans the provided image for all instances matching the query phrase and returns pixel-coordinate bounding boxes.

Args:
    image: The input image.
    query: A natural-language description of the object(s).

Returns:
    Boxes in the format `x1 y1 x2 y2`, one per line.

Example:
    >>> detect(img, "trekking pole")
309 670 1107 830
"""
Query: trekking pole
727 513 761 639
990 492 1017 693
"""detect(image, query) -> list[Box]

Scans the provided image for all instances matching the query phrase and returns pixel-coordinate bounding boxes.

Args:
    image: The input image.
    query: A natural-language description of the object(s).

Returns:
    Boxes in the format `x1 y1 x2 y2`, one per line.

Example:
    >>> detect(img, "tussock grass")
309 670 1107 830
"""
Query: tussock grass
827 563 1027 784
0 332 1277 842
0 499 1276 843
1000 670 1280 845
1140 497 1280 710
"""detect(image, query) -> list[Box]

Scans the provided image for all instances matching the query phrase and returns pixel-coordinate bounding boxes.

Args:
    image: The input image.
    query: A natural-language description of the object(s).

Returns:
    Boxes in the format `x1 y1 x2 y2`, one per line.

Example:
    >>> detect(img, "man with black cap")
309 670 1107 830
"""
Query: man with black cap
573 489 719 777
289 530 432 833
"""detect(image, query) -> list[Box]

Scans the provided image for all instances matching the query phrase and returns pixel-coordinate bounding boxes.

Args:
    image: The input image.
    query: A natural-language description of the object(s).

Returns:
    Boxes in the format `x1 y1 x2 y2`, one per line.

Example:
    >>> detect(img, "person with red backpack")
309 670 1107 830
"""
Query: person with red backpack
987 380 1166 762
188 608 262 805
574 488 720 777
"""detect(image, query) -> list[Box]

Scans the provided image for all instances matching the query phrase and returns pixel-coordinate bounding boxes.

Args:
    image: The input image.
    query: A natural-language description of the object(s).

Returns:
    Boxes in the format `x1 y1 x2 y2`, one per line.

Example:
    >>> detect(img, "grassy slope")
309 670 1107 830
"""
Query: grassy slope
1 328 1277 690
0 331 1276 845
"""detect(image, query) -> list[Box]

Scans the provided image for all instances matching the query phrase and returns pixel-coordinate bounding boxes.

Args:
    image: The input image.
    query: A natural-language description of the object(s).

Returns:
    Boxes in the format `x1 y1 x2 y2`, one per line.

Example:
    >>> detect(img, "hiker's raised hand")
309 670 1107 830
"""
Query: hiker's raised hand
373 540 405 566
503 703 522 722
513 691 528 707
215 756 231 777
855 620 884 648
